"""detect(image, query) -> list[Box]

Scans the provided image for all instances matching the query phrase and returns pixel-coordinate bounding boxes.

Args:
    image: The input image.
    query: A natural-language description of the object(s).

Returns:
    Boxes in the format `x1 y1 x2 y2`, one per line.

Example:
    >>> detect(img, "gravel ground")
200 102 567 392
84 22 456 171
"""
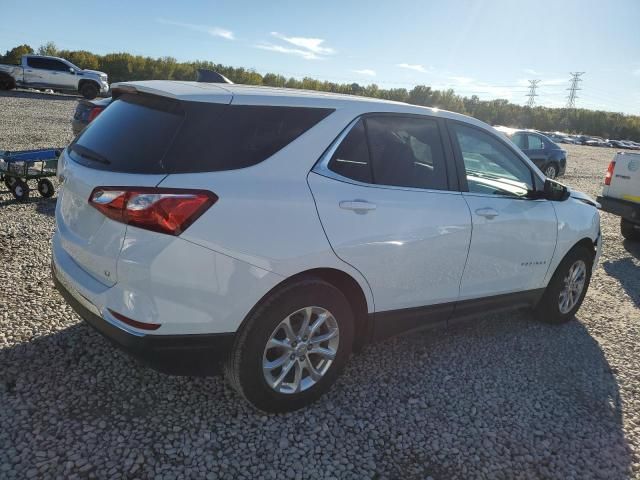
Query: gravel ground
1 90 639 479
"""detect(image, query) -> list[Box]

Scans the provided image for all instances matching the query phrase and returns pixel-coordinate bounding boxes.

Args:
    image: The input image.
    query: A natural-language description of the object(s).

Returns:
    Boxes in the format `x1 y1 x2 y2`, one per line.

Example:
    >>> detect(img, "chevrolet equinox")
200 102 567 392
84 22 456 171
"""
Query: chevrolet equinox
53 81 602 412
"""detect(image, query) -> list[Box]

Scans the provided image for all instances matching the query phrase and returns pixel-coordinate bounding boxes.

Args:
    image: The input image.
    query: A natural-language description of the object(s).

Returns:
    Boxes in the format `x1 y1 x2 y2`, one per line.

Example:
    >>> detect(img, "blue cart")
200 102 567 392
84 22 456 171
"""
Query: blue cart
1 148 63 201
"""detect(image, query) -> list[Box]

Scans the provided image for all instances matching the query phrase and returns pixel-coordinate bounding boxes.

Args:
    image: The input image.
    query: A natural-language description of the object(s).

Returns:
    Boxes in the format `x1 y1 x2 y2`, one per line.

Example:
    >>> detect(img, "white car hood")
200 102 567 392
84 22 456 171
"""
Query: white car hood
569 188 600 208
82 69 107 77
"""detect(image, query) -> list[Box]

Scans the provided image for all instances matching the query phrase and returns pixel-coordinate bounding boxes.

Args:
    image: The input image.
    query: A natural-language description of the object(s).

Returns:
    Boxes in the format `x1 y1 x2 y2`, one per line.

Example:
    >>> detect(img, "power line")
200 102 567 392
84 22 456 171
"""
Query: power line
526 79 541 107
566 72 585 108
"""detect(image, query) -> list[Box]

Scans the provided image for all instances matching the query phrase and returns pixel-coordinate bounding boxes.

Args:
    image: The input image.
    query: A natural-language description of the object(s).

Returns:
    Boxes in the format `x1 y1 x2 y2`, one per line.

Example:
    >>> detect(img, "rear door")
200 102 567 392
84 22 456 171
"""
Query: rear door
524 133 548 170
24 57 48 86
309 114 472 334
56 90 232 286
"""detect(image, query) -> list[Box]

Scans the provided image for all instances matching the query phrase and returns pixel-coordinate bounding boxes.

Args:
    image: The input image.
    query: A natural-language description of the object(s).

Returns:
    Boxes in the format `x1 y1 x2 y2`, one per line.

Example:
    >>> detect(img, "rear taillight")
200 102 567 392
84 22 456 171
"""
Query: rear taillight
604 160 616 185
89 187 217 235
87 106 105 123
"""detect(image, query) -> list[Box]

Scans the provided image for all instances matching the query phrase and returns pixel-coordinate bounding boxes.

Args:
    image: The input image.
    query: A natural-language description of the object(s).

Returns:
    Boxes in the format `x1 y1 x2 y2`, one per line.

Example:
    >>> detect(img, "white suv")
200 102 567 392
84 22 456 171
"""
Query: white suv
52 81 602 412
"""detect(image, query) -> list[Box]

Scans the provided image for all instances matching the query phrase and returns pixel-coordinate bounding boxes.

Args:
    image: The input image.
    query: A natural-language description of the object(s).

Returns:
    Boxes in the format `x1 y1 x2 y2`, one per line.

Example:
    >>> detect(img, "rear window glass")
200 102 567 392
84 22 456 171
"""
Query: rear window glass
70 94 334 174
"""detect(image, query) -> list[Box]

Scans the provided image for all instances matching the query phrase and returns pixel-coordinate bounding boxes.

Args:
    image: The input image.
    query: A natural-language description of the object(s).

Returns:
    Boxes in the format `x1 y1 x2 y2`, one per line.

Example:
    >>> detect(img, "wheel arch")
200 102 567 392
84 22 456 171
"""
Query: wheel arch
78 79 100 92
572 237 598 258
239 267 372 352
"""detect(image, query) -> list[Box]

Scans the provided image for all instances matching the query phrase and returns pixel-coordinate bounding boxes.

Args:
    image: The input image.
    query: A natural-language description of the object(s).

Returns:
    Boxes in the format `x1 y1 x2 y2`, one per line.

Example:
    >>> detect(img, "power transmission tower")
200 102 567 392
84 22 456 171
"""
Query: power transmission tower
526 80 540 107
566 72 585 108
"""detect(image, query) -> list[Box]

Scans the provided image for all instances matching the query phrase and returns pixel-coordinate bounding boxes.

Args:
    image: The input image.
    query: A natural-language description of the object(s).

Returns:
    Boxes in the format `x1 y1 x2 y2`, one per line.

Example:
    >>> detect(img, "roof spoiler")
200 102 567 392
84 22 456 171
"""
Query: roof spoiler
196 69 233 84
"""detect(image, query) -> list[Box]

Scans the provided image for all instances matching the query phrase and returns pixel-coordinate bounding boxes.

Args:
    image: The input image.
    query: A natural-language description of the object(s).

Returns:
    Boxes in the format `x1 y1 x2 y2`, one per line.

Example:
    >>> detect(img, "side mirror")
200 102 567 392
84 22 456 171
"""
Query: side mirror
69 68 75 74
543 178 570 201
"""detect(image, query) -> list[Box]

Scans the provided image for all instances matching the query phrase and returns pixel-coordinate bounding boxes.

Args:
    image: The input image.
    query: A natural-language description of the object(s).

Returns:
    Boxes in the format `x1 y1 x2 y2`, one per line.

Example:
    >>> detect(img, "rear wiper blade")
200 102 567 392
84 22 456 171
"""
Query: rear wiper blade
69 144 110 165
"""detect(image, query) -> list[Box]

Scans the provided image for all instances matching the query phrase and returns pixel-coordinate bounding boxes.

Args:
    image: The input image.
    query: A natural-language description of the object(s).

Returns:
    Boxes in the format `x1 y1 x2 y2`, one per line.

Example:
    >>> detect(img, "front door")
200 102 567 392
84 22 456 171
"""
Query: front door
309 115 472 337
448 122 557 300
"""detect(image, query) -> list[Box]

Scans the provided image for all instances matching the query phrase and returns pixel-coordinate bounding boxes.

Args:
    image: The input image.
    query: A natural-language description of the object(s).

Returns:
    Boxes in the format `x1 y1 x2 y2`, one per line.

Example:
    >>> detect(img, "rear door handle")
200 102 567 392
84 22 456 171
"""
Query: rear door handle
339 200 377 213
475 207 499 219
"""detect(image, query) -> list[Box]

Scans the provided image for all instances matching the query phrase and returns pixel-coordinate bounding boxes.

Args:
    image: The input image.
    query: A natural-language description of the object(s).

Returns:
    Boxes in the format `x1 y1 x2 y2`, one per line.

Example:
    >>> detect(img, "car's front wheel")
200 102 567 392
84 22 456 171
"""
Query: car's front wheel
225 278 354 413
79 82 98 100
544 163 558 178
534 245 593 324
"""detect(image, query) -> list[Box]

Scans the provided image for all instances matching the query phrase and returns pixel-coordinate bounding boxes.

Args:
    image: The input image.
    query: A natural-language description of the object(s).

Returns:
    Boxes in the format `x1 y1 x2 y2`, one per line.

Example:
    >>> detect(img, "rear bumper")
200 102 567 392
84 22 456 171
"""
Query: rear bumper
596 196 640 224
52 260 234 376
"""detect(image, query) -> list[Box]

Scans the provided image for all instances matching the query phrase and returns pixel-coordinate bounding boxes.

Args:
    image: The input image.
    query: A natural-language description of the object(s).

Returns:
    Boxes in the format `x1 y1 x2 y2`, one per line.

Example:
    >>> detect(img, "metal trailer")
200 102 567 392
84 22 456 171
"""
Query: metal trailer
1 148 62 201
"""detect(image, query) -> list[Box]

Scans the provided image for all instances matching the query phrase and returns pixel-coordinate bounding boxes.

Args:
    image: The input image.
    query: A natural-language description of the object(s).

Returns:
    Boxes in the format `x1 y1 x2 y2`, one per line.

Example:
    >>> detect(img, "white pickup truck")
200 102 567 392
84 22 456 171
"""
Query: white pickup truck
0 55 109 99
597 151 640 241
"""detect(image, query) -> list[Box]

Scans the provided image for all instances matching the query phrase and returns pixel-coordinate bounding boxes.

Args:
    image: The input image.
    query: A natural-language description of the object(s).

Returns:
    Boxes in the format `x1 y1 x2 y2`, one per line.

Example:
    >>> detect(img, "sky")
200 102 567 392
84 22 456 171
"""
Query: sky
1 0 639 114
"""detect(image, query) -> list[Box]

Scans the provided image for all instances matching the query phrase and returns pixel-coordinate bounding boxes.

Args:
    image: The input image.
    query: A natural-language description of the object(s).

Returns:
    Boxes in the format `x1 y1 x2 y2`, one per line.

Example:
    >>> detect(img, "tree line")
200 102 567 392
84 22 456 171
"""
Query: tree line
2 42 639 141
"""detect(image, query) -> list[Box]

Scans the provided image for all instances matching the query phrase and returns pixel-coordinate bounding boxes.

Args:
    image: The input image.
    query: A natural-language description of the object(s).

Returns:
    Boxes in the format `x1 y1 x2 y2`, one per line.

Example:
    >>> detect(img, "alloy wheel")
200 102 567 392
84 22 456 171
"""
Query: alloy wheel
545 165 557 178
262 306 340 394
558 260 586 314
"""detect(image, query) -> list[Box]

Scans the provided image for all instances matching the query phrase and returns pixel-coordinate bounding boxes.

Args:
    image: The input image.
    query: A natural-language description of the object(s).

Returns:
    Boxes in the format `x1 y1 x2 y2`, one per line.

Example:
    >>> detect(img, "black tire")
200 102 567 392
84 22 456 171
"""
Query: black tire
621 218 640 242
534 245 593 324
225 278 354 413
544 163 558 179
0 75 15 90
37 178 54 198
79 82 98 100
11 180 29 201
4 176 17 190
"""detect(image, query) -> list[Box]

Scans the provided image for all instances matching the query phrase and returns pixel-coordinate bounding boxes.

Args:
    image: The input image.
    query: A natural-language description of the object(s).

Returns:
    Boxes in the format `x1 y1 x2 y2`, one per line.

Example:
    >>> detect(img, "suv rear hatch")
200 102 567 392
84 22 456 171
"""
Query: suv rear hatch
56 82 333 287
56 85 232 286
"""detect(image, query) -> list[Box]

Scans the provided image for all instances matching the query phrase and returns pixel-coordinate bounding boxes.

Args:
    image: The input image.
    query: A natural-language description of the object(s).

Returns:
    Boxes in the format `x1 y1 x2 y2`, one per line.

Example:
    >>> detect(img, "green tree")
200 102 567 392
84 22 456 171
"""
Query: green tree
2 41 639 141
37 41 58 56
0 44 33 64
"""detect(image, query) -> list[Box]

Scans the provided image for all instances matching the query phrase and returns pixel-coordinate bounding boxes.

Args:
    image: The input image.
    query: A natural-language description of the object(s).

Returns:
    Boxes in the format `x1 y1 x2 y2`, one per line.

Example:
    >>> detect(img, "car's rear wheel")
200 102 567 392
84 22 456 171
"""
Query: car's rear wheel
534 245 593 324
225 278 354 412
544 163 558 178
621 218 640 242
0 75 15 90
80 82 98 100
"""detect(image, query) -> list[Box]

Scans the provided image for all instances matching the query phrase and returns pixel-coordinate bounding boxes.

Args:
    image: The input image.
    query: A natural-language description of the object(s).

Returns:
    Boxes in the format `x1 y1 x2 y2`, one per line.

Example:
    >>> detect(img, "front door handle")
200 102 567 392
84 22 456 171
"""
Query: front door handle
339 200 377 213
475 207 499 219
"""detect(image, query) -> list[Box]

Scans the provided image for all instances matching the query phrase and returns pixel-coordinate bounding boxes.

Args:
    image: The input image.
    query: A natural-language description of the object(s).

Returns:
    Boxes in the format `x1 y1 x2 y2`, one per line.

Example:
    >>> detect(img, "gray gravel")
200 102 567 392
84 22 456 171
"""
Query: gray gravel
1 90 640 479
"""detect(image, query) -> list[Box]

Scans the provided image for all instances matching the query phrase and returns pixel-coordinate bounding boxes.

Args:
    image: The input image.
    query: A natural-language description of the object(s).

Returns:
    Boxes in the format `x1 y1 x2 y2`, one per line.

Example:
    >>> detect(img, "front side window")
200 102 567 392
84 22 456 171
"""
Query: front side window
366 115 448 190
527 134 544 150
452 123 534 198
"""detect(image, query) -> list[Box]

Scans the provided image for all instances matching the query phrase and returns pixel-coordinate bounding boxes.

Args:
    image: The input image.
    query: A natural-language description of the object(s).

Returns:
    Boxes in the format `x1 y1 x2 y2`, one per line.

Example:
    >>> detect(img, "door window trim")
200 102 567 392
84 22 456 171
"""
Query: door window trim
313 112 461 193
444 119 545 198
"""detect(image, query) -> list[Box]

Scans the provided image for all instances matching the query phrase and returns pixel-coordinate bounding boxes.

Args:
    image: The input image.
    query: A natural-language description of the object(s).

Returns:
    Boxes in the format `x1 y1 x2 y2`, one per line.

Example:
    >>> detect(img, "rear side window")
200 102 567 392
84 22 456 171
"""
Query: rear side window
165 104 333 173
511 133 526 149
70 94 333 174
27 57 46 69
527 134 544 150
366 116 448 190
327 120 372 183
